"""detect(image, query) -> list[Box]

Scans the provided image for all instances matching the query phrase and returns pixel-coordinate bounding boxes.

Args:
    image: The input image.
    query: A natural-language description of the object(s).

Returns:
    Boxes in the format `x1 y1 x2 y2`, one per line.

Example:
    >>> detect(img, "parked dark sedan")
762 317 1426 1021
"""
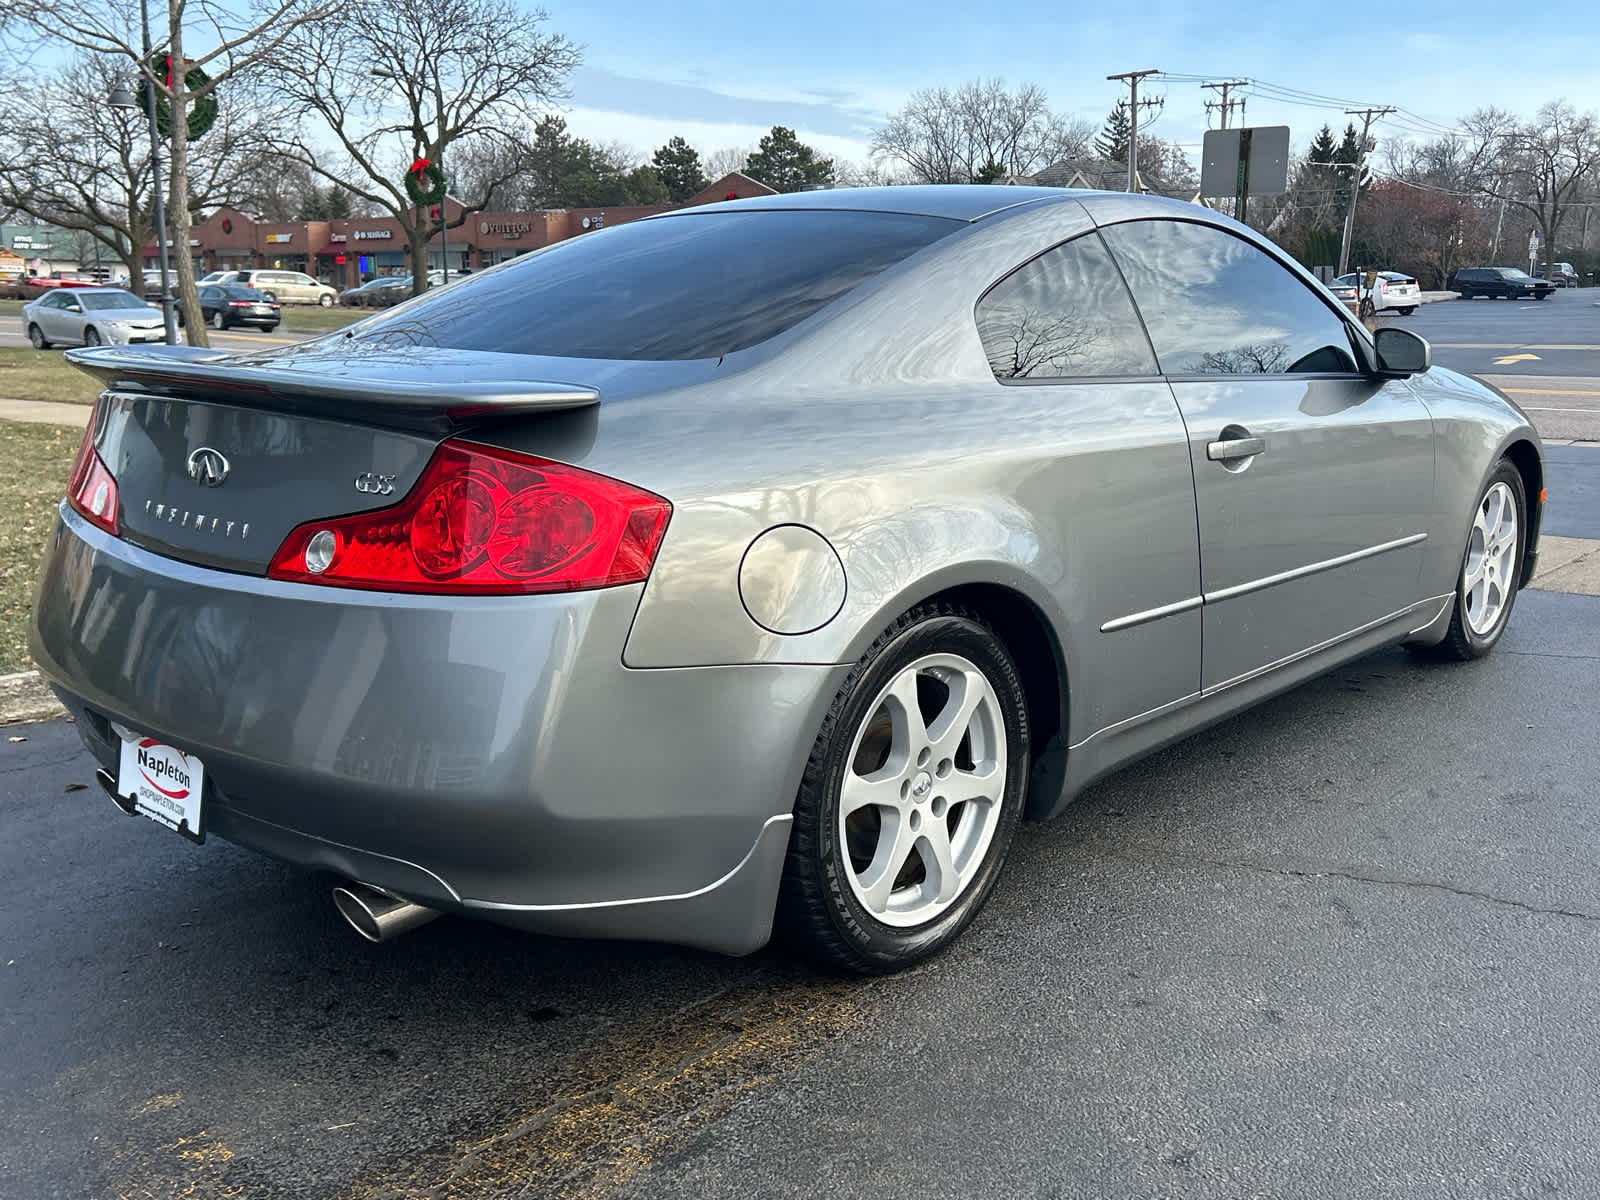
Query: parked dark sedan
1451 267 1555 300
197 284 280 331
338 277 411 307
38 188 1543 974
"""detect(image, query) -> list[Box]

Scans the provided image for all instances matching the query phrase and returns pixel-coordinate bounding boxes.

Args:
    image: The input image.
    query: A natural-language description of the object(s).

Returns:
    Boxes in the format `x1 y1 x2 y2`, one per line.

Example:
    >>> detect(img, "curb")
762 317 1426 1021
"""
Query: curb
0 670 67 725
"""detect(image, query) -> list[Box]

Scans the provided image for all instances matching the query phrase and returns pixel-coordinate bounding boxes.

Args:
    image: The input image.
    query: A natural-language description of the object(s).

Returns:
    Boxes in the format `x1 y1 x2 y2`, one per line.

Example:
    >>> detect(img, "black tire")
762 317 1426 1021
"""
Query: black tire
211 310 226 330
318 293 333 307
262 324 279 333
1413 458 1526 662
82 327 101 346
28 323 51 350
1537 292 1551 300
776 602 1030 974
1397 306 1416 316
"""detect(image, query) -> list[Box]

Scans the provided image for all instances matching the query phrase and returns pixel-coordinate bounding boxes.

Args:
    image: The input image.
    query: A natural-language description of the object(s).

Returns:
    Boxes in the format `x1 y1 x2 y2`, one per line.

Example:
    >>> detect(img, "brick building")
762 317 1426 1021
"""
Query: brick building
144 173 776 287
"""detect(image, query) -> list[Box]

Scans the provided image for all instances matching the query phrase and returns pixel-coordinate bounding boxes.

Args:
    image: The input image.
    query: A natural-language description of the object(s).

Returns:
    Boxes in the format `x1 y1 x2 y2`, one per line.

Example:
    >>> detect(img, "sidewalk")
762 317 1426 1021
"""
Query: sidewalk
0 398 89 426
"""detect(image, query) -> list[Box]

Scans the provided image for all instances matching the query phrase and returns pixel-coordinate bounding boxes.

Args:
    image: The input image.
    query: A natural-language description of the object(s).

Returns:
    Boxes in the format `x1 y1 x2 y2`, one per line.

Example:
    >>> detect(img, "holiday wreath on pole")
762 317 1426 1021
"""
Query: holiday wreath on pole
150 54 218 142
404 157 447 207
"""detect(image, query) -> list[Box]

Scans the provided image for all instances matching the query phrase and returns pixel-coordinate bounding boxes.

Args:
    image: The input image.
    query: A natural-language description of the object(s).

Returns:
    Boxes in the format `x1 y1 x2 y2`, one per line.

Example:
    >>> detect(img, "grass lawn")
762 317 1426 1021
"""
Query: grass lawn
279 305 365 335
0 418 82 674
0 348 103 405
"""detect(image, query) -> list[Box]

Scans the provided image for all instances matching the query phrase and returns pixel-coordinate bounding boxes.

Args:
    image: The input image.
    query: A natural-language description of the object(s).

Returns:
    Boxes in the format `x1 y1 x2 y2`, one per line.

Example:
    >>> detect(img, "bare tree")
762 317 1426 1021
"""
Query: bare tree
870 79 1093 183
0 55 304 286
264 0 578 294
1464 101 1600 266
703 145 757 180
0 0 338 345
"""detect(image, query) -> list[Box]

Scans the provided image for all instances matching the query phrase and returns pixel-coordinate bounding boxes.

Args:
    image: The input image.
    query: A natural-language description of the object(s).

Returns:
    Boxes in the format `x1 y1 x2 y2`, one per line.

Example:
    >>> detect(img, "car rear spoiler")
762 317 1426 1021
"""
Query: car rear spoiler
64 344 600 434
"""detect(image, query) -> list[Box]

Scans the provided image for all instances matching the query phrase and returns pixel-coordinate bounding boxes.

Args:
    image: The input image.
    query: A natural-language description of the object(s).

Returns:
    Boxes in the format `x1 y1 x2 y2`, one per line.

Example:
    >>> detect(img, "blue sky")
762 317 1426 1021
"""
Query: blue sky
548 0 1600 170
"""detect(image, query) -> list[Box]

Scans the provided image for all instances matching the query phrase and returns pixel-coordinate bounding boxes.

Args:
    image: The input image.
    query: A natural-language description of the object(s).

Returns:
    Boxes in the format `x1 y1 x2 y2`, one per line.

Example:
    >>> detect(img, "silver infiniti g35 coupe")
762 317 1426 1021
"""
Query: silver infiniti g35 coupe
33 187 1543 974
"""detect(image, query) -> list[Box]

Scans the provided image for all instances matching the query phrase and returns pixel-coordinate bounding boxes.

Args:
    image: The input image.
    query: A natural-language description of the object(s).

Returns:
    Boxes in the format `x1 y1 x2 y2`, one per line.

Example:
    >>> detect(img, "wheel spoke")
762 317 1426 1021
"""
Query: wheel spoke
884 670 930 758
1462 553 1487 596
941 761 1003 808
857 812 917 914
918 820 961 905
840 768 905 819
926 666 986 760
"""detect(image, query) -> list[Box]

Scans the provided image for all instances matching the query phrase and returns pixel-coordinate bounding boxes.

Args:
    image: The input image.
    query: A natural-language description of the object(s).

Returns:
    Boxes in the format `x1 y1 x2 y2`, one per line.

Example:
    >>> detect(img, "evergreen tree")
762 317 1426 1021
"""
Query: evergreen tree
743 126 834 193
651 136 709 202
1307 124 1338 164
622 164 671 205
973 156 1007 184
1096 103 1131 163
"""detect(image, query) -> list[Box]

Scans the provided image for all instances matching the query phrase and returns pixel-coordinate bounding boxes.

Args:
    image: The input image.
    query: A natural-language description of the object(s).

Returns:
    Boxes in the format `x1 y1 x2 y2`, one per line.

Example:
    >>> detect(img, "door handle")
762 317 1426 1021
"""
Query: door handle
1207 436 1266 462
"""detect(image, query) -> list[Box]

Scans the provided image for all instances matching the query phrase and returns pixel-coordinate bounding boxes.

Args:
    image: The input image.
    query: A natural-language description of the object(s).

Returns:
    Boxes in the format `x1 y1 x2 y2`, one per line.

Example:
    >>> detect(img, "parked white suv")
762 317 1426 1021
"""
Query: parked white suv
1333 270 1421 315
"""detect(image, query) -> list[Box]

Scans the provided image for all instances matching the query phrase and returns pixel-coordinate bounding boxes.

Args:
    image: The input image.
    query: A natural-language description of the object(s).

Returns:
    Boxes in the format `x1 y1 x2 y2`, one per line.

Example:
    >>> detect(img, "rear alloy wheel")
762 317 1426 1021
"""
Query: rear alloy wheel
261 291 276 303
318 293 333 307
1416 459 1526 661
82 327 101 346
28 323 50 350
778 603 1029 974
211 310 226 330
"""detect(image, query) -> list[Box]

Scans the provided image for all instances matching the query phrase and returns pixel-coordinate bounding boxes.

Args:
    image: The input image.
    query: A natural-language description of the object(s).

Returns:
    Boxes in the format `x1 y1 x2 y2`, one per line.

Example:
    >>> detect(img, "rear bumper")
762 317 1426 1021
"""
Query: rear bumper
32 506 848 954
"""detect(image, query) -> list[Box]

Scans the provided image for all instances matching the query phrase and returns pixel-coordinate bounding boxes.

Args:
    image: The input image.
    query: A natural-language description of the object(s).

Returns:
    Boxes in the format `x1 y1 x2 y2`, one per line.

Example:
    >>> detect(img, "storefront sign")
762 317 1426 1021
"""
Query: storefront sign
480 220 532 238
329 232 347 242
352 229 391 240
265 233 292 244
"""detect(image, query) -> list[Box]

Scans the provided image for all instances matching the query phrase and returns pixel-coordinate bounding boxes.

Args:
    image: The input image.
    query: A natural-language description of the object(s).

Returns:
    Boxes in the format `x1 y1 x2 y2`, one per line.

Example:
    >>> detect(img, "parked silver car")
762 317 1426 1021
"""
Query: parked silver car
35 188 1543 973
22 286 166 348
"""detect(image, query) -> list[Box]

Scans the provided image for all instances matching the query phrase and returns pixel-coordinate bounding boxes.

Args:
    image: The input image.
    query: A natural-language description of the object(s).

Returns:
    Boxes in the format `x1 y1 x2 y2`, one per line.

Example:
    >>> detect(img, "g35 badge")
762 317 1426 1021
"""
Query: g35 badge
354 472 397 496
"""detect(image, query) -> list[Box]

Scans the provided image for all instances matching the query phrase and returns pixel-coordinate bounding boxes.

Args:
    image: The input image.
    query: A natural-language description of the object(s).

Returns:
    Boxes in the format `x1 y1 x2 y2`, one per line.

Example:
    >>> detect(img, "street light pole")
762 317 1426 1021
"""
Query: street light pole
139 0 178 343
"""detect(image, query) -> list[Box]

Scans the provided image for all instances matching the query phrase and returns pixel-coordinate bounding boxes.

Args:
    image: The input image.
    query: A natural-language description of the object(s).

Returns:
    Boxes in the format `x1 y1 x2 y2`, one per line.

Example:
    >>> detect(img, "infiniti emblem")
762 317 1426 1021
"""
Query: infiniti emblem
187 447 230 487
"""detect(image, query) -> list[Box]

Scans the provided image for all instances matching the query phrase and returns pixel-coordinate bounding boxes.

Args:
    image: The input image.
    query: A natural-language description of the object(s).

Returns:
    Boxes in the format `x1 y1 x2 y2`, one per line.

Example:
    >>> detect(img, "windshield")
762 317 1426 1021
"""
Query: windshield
353 209 963 360
79 291 147 311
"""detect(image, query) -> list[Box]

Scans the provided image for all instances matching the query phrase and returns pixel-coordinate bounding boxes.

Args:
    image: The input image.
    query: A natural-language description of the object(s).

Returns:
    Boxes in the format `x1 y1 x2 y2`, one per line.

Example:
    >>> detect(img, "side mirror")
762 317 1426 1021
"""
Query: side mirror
1374 326 1430 377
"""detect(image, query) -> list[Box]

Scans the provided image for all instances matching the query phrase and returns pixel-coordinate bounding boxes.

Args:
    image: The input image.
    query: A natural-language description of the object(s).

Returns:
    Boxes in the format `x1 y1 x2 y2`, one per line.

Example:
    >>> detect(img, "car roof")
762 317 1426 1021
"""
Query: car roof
651 184 1099 223
47 286 142 296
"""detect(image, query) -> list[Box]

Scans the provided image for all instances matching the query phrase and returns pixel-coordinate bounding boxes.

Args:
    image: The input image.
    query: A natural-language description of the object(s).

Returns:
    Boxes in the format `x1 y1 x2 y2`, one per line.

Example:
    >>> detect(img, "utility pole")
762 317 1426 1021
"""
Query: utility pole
1107 69 1162 193
1202 79 1249 129
1337 106 1394 276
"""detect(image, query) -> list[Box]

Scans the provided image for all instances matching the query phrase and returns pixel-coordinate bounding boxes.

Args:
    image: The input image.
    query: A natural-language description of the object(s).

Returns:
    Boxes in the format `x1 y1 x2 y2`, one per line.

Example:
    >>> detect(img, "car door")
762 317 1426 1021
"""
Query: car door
51 293 86 345
973 229 1202 734
1100 218 1435 691
198 286 219 321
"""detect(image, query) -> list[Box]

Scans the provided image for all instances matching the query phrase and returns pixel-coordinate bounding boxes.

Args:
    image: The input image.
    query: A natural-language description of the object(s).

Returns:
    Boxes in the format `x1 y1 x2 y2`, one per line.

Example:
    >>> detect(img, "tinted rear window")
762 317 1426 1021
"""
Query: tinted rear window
352 210 963 360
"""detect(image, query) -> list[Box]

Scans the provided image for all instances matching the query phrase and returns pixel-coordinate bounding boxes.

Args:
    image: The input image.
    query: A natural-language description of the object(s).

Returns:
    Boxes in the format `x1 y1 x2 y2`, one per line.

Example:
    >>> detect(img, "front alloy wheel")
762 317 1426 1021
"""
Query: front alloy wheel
778 603 1029 973
82 327 101 346
1418 459 1526 660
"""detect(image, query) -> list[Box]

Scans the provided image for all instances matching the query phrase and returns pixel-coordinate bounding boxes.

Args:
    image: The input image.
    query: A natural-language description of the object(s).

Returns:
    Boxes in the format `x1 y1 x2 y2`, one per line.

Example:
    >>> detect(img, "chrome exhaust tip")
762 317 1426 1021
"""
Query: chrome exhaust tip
332 882 440 943
96 768 138 816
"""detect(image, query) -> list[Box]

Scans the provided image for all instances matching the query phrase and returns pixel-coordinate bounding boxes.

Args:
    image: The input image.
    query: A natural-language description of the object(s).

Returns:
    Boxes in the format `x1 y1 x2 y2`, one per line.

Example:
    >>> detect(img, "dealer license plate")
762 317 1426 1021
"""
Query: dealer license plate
116 733 205 842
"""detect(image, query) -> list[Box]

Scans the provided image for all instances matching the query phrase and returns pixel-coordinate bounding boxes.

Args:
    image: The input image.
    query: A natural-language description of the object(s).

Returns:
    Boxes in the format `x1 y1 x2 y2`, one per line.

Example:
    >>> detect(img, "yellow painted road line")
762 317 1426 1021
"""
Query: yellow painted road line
1434 344 1600 350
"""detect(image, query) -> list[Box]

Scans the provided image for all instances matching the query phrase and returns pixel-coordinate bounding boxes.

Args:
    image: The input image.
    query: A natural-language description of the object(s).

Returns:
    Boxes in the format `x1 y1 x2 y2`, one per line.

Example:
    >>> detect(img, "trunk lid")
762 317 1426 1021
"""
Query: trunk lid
66 341 609 575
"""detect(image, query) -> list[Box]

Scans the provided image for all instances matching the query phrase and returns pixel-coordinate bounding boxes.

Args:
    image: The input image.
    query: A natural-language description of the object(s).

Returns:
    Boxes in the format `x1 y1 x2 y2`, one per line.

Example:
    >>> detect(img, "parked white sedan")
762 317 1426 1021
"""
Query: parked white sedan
22 287 167 349
1334 271 1421 315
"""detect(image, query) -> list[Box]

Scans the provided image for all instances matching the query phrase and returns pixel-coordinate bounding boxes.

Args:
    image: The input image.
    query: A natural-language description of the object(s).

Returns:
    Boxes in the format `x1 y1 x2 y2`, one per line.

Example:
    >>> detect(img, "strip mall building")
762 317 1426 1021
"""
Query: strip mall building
144 173 776 287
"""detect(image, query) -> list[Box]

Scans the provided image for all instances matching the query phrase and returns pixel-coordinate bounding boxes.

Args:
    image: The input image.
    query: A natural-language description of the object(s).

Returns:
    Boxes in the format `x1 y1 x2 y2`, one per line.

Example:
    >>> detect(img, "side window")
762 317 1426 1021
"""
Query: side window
1101 219 1358 376
975 231 1158 380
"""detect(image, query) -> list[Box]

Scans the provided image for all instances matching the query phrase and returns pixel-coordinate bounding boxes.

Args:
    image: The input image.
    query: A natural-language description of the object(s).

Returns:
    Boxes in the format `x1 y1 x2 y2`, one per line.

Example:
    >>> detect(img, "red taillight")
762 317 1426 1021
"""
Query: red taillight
229 300 251 307
266 441 671 594
66 410 119 536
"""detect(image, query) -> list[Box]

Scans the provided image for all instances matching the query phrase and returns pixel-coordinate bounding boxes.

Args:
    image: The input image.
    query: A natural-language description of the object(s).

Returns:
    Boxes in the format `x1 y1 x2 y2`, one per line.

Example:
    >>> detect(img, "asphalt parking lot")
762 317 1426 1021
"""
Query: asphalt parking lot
1 290 1598 1198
